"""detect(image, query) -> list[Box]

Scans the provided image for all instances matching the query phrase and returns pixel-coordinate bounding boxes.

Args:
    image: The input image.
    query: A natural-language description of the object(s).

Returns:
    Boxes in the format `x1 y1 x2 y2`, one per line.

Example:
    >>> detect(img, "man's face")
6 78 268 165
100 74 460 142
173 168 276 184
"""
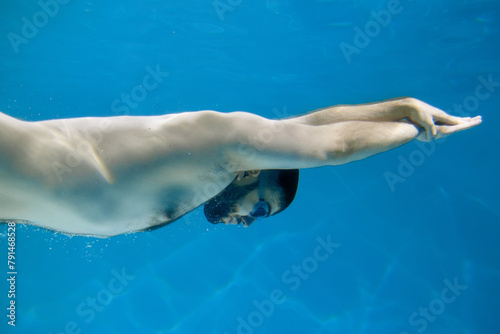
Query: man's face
220 186 282 227
204 171 284 227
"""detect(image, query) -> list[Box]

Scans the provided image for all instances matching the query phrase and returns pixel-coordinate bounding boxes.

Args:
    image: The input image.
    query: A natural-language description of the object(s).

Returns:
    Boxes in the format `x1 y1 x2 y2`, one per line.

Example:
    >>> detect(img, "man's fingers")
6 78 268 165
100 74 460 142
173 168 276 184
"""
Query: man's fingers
424 103 475 125
436 116 482 137
462 116 482 129
410 98 480 127
424 123 436 141
427 116 437 140
433 113 469 125
423 123 431 140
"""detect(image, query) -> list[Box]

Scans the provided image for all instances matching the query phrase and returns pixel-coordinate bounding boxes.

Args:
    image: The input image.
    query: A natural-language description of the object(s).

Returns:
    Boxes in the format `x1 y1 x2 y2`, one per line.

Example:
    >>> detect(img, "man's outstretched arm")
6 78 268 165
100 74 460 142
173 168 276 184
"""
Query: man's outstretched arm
222 98 481 172
288 97 475 141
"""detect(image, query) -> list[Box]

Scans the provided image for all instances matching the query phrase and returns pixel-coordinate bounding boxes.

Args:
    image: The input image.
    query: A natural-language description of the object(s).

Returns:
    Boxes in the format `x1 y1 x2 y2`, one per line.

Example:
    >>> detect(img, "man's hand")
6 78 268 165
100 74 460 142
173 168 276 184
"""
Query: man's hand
415 115 482 142
407 99 482 141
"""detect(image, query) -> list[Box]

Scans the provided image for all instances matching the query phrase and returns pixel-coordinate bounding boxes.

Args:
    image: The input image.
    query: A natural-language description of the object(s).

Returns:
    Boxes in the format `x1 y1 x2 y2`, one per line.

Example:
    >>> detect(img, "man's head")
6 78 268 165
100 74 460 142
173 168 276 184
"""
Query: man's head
204 169 299 227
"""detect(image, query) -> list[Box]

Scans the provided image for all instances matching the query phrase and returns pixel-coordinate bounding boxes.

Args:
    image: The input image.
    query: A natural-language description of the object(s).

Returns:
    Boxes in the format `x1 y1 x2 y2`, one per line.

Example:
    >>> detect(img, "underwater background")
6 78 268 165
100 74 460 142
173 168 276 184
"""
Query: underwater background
1 0 499 333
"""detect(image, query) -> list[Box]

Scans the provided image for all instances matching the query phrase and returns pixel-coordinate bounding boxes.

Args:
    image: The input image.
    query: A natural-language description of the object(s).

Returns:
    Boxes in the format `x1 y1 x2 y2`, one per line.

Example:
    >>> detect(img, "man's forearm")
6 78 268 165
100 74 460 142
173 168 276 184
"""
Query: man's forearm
329 121 420 164
292 97 415 126
282 120 421 166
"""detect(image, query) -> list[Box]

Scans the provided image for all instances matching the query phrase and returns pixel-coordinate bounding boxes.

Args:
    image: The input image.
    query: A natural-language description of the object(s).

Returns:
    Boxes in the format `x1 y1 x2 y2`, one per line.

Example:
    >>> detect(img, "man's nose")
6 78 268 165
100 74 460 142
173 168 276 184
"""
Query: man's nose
241 216 256 227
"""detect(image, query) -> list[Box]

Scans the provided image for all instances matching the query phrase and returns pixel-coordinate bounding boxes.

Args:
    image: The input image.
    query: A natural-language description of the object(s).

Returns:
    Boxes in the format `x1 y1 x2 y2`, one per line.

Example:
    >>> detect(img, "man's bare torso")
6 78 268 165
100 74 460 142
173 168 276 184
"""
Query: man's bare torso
0 111 238 236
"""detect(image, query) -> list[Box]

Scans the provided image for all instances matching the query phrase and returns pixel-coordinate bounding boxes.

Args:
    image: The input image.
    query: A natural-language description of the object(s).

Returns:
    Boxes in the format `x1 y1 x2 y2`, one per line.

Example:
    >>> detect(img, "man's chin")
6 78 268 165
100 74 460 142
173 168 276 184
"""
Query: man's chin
221 216 254 227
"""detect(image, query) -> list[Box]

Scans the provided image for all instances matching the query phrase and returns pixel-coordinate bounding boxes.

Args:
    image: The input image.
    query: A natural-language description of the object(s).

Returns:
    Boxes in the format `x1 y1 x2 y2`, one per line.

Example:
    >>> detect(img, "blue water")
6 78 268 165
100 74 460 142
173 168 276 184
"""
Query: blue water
1 0 499 333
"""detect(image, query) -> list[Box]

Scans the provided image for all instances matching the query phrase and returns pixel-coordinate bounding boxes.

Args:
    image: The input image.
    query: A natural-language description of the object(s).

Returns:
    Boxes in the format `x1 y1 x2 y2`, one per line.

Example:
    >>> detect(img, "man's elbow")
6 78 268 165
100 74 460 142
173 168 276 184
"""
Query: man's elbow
325 139 356 165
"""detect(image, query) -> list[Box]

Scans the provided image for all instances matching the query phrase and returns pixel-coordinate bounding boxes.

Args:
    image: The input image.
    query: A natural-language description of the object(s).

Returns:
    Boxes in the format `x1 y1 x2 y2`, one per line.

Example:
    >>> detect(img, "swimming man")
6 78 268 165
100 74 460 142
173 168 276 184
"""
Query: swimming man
0 98 481 236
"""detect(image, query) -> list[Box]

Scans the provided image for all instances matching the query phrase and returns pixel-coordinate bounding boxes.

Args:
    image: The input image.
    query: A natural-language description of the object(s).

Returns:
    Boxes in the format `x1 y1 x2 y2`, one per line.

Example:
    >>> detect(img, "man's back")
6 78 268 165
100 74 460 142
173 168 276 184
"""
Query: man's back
0 111 238 236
